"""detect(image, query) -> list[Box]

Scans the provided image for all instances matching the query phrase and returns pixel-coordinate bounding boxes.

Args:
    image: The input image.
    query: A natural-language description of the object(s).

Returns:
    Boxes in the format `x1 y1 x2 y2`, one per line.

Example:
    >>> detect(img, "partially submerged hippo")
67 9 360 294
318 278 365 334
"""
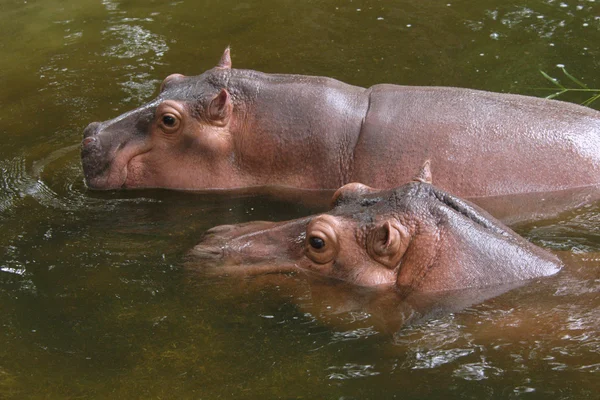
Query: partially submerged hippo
190 164 561 294
81 48 600 199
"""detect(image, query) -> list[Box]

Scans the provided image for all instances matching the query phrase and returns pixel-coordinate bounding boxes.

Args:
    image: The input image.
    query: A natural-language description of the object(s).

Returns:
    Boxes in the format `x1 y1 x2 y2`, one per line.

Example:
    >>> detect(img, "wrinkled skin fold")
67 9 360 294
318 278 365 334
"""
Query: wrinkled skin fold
81 48 600 201
189 178 562 295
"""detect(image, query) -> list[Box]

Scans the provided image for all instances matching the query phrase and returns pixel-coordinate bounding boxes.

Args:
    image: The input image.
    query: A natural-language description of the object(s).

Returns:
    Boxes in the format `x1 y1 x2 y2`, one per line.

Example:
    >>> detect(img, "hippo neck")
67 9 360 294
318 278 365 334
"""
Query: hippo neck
398 228 561 294
395 185 562 293
225 69 370 188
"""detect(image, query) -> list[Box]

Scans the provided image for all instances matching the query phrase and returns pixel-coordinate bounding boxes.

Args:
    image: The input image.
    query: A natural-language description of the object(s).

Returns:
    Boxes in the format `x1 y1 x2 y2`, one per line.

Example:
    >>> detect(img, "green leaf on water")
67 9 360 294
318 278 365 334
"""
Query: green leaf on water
545 90 567 100
582 93 600 107
559 67 588 89
538 69 599 106
540 70 565 89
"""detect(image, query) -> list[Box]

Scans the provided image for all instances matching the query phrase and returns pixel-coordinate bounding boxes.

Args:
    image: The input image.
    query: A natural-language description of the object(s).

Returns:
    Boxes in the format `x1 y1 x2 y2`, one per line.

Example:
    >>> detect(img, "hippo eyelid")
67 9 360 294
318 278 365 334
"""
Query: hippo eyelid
158 112 181 133
305 216 339 264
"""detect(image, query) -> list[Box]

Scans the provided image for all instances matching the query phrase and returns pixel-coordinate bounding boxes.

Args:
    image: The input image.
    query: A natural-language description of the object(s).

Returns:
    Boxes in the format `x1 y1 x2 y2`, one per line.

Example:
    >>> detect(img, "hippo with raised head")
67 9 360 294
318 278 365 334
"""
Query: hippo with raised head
190 163 561 294
81 48 600 202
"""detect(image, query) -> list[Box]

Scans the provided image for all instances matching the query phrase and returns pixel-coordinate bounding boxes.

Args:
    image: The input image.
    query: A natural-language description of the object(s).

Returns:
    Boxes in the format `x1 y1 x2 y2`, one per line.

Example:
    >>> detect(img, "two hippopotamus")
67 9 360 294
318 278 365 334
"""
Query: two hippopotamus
81 48 598 306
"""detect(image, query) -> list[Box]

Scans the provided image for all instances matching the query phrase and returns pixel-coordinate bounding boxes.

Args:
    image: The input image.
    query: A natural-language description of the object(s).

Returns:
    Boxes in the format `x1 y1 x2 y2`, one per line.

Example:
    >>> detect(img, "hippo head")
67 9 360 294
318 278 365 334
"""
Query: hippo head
81 48 241 189
190 165 561 293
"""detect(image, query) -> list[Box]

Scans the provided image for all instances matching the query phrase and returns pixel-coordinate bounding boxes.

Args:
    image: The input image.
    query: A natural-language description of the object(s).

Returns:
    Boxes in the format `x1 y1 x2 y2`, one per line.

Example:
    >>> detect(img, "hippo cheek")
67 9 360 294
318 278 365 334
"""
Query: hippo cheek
119 147 161 188
86 142 152 190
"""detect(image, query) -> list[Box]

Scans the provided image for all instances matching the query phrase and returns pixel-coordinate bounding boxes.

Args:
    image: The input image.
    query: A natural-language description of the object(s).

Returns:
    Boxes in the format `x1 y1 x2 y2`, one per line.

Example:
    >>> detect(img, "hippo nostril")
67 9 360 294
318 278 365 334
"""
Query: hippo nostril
190 245 224 260
83 121 101 139
205 225 236 235
82 137 96 147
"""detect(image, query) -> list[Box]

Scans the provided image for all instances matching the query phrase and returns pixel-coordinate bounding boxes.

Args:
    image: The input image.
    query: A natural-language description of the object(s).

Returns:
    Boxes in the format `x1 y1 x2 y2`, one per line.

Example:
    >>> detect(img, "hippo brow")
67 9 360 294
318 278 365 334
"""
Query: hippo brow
430 187 511 237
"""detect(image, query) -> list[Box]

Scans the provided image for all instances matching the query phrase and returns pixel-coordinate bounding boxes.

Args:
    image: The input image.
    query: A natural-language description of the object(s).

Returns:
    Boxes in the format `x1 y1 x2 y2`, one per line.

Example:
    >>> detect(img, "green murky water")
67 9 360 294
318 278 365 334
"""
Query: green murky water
1 0 599 398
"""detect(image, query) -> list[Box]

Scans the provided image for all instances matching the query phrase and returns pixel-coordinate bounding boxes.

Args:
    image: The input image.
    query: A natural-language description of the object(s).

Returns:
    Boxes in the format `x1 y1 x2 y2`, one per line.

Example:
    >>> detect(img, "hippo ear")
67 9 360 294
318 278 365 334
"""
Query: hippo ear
216 47 232 69
368 220 410 269
330 182 380 208
413 159 432 184
208 89 232 125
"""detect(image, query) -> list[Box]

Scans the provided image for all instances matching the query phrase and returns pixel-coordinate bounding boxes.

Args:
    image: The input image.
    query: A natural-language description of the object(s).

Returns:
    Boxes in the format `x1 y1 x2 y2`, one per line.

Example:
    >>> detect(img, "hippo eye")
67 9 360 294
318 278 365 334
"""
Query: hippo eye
305 217 339 265
309 236 325 250
162 115 177 127
159 112 181 133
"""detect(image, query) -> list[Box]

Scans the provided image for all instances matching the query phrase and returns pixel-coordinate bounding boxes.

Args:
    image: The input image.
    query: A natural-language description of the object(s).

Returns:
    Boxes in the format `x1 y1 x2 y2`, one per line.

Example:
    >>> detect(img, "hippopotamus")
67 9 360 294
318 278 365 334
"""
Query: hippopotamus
189 163 562 294
81 48 600 201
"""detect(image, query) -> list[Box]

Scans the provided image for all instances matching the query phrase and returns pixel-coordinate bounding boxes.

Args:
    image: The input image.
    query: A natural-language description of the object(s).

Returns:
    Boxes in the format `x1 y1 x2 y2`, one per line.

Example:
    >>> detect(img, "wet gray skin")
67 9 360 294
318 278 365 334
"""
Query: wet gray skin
190 173 562 295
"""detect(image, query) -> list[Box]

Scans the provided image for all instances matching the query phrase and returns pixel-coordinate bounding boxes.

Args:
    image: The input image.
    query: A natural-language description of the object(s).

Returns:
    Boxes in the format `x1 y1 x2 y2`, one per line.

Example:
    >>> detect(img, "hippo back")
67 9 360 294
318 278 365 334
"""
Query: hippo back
352 85 600 197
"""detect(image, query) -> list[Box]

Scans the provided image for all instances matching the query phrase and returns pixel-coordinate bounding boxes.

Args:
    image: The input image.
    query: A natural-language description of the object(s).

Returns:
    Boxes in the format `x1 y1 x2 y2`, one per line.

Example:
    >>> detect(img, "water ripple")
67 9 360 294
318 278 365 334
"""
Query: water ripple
102 25 168 59
100 0 169 104
326 363 380 380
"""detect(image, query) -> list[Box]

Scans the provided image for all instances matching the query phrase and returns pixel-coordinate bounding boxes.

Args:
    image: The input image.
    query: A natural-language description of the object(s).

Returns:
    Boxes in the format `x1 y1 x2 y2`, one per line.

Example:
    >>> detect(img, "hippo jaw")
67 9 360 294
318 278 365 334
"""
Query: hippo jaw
189 179 562 292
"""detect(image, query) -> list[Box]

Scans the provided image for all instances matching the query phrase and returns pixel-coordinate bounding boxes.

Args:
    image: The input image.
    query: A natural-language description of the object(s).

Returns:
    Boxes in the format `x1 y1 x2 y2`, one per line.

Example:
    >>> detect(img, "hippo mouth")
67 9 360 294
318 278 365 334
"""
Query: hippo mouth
188 243 302 277
81 146 129 190
81 137 153 190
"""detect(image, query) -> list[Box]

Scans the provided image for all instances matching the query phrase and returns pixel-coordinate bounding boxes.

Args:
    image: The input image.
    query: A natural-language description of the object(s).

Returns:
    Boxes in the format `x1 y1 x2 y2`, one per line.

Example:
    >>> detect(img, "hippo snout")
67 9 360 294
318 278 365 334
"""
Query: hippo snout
190 244 224 260
81 122 103 167
83 121 101 140
204 225 237 236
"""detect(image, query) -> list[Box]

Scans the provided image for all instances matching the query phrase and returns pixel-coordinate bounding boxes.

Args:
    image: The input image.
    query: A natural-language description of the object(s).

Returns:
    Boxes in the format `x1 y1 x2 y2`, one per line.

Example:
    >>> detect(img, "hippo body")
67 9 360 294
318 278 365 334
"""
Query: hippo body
81 49 600 200
190 167 562 294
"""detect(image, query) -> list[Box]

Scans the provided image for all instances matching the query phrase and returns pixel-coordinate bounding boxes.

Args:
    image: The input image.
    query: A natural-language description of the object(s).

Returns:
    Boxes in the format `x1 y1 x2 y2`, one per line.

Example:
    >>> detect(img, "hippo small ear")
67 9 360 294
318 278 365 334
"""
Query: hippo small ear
368 220 410 269
331 182 380 208
208 89 232 125
216 47 232 69
413 159 432 184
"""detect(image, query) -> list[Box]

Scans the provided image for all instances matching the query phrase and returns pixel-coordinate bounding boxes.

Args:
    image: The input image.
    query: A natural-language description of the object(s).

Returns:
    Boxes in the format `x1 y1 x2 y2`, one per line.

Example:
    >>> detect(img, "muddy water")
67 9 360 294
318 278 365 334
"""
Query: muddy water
1 0 598 398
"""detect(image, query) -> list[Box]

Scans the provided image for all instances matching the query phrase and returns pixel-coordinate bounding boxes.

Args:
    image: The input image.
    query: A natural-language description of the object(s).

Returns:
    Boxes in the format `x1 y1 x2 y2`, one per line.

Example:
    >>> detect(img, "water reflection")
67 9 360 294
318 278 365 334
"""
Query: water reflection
327 363 380 380
101 0 168 103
